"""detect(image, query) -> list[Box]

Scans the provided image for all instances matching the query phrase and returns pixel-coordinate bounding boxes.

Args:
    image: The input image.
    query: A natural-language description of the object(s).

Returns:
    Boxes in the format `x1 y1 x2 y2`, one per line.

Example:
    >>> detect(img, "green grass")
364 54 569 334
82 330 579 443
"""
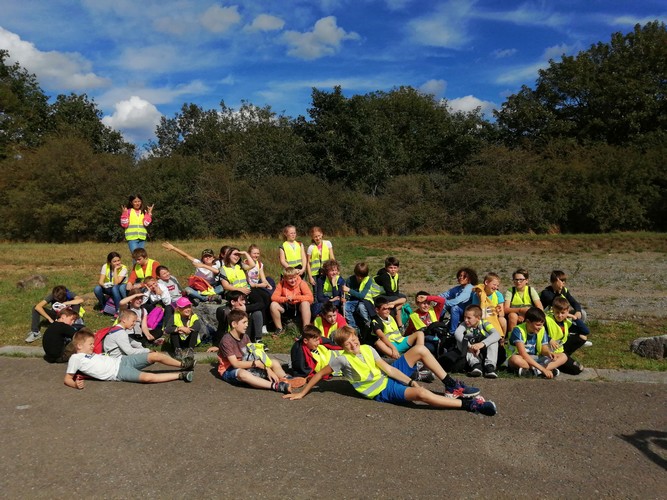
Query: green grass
2 233 666 371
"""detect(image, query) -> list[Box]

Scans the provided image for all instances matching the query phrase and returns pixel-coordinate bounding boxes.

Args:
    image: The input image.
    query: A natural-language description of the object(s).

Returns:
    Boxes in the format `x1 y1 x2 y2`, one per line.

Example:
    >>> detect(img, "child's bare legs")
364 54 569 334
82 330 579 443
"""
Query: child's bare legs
405 386 463 409
147 351 184 368
507 312 522 333
508 354 529 370
138 371 183 383
374 340 394 357
546 353 567 371
407 330 424 347
403 345 447 380
498 316 507 336
389 298 407 327
268 358 287 378
236 368 290 392
298 301 311 325
270 302 284 330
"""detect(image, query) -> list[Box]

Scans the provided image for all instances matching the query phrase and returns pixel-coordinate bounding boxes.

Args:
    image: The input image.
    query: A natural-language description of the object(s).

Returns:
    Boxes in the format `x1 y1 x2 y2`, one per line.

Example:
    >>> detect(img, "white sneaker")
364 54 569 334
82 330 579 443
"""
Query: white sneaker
261 325 268 334
25 331 41 343
583 341 593 347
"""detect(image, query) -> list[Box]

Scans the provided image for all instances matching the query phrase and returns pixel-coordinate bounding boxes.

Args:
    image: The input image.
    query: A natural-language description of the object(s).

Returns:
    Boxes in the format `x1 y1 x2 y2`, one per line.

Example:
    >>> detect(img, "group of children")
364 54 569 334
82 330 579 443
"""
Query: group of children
25 214 594 418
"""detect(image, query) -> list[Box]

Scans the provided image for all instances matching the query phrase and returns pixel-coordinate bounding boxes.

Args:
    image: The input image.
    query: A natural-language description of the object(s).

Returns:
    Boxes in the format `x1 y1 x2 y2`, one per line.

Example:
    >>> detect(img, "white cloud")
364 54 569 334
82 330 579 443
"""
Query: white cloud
447 95 496 115
609 14 667 26
419 79 447 97
117 45 181 73
492 48 517 59
282 16 360 60
0 26 109 90
480 4 568 28
96 80 209 109
495 43 576 85
200 5 241 34
219 75 235 85
102 96 162 143
408 0 475 49
245 14 285 32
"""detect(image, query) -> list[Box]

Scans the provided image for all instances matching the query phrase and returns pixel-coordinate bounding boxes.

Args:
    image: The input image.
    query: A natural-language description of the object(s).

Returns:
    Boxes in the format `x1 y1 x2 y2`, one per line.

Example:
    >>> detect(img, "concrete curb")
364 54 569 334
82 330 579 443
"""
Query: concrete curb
3 346 665 384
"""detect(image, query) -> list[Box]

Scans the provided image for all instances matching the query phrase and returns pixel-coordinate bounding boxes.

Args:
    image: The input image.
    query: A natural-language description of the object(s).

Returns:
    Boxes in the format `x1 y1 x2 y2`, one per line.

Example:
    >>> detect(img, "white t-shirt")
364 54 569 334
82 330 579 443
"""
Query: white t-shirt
66 353 121 381
192 259 219 284
142 282 172 305
246 261 264 286
306 240 333 258
99 264 128 287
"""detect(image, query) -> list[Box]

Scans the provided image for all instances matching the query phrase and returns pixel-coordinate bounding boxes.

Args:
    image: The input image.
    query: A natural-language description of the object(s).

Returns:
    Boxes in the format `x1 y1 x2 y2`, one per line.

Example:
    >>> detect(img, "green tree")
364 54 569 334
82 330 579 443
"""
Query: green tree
495 21 667 146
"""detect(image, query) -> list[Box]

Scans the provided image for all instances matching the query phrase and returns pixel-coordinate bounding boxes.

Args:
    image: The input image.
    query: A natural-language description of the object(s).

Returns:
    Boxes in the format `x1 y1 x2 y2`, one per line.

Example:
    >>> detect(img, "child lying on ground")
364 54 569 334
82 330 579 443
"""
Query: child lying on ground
64 329 195 389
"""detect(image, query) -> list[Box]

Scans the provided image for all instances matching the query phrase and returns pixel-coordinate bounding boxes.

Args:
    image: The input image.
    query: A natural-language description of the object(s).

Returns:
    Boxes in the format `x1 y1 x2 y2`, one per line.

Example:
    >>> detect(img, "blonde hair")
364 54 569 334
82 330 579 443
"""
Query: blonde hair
283 267 299 277
333 325 357 347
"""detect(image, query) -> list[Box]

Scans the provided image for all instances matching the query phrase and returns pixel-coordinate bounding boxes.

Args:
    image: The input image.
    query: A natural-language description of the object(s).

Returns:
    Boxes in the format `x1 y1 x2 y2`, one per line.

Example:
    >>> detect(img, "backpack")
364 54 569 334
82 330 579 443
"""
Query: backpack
188 275 215 295
93 326 115 354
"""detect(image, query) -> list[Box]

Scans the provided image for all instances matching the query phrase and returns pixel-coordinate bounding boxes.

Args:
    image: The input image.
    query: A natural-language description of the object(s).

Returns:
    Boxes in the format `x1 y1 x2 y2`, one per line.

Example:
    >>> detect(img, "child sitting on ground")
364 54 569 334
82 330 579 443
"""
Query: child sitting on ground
344 262 381 331
313 302 348 338
26 284 85 343
504 268 543 333
454 305 501 379
164 297 202 360
125 248 160 294
42 308 79 363
313 259 348 316
290 324 343 378
270 267 313 334
540 270 591 343
93 251 128 315
472 272 507 337
217 310 305 394
103 310 151 358
156 265 184 303
161 242 223 303
284 326 497 416
64 329 194 389
545 297 586 374
374 256 408 330
405 291 446 335
438 267 478 335
505 307 567 378
118 293 161 345
369 297 426 360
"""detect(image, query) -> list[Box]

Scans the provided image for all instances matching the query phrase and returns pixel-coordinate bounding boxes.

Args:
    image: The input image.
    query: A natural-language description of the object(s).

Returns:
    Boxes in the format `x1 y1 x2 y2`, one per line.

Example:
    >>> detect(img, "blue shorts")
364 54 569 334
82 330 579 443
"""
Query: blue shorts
116 352 151 382
373 355 416 404
221 367 268 385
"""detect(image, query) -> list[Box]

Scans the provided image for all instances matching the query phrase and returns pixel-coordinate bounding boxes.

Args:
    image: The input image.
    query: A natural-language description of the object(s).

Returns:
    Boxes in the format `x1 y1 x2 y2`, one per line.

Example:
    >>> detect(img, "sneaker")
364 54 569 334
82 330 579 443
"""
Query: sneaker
184 348 195 359
183 371 194 383
181 357 197 371
173 348 184 360
273 327 286 336
517 367 531 377
280 376 306 389
468 364 483 377
445 380 480 399
550 368 560 378
531 366 542 377
583 340 593 347
468 397 497 416
261 325 269 335
483 365 498 379
25 331 41 343
273 381 291 394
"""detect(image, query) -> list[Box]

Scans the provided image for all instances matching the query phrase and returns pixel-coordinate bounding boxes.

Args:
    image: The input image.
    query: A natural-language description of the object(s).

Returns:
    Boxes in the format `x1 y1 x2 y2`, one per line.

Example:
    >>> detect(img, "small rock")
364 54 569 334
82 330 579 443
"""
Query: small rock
630 334 667 360
16 275 48 290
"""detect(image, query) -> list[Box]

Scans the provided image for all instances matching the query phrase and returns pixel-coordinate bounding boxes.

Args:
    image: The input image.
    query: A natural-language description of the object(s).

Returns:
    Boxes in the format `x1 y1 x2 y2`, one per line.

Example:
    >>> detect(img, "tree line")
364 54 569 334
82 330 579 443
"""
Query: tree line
1 22 665 242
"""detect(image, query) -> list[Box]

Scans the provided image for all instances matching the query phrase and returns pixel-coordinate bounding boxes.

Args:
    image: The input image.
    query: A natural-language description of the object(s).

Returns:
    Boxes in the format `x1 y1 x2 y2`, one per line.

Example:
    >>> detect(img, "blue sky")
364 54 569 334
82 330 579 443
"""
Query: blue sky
1 0 664 147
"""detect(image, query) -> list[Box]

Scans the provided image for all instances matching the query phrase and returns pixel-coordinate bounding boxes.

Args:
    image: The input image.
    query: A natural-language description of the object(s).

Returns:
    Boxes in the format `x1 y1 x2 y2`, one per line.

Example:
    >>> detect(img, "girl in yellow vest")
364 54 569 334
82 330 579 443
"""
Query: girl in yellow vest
504 268 543 333
306 226 335 286
472 272 507 337
120 194 153 254
164 297 202 360
284 326 497 416
278 225 307 278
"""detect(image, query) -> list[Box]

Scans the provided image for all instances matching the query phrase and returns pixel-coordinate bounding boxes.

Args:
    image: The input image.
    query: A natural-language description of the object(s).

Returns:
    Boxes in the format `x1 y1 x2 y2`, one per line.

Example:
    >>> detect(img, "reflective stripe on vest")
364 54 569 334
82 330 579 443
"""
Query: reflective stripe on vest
505 323 546 358
282 242 302 268
409 309 437 331
312 345 342 372
344 345 388 398
313 316 343 338
464 320 496 339
125 209 147 241
106 264 128 283
309 244 330 277
135 259 156 280
359 277 383 303
389 274 399 292
223 265 248 289
381 316 403 343
174 311 200 343
322 276 340 298
247 343 272 368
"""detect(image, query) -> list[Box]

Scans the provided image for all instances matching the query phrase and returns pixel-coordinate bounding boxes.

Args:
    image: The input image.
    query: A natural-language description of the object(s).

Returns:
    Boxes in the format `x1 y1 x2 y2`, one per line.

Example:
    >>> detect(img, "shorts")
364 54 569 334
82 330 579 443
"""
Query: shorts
373 355 416 404
116 352 151 382
392 336 411 354
221 367 268 385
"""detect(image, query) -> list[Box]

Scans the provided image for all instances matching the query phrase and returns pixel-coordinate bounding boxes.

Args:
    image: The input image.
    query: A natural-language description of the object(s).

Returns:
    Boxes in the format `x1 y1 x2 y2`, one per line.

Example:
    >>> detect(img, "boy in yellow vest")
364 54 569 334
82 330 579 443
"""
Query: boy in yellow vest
126 248 160 294
284 326 497 416
505 307 567 378
405 291 445 335
545 297 585 374
370 297 425 359
290 325 343 378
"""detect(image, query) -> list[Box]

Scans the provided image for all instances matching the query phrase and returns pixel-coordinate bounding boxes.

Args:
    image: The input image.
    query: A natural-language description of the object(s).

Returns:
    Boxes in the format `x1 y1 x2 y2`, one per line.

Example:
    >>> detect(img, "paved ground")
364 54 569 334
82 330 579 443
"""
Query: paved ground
1 354 666 499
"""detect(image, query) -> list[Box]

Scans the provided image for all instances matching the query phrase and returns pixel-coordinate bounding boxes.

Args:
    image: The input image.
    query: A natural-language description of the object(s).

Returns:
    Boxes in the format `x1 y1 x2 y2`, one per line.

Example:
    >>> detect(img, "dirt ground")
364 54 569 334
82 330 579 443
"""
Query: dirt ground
1 358 665 499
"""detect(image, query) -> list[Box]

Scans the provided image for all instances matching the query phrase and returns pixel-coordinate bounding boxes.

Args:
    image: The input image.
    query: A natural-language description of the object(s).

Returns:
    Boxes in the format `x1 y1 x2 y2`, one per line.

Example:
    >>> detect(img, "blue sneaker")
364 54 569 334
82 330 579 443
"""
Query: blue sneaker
445 379 480 399
468 397 497 416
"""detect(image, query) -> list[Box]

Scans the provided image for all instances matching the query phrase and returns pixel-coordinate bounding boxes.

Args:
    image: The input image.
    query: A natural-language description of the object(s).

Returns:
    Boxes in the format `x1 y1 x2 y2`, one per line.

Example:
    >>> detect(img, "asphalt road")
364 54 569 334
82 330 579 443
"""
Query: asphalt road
1 358 665 499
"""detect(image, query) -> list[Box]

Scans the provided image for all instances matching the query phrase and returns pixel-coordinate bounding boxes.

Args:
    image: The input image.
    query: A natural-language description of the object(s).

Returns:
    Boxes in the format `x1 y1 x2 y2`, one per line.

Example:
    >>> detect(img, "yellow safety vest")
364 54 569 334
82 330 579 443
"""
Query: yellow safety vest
174 311 201 344
223 265 248 289
311 345 342 373
125 209 147 241
309 243 330 277
545 314 571 354
313 316 341 338
510 286 535 308
379 315 404 343
281 241 303 268
343 345 388 399
409 309 437 331
359 277 383 303
505 323 546 358
106 264 128 283
247 343 272 368
134 259 156 280
389 273 399 292
322 276 340 298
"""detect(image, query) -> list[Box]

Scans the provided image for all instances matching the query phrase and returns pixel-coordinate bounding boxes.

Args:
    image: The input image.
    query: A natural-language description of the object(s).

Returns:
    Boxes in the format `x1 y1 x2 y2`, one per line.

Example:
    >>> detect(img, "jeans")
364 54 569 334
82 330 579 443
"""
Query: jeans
185 284 224 302
93 284 127 313
127 238 145 255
